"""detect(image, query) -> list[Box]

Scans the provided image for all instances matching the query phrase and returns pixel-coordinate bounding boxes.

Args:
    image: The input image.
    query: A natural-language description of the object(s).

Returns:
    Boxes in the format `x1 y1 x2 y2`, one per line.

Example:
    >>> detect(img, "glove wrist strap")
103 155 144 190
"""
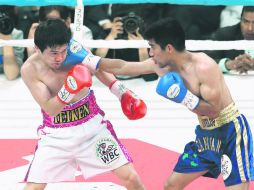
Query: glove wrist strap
181 90 200 110
57 85 75 104
109 80 128 100
82 55 101 73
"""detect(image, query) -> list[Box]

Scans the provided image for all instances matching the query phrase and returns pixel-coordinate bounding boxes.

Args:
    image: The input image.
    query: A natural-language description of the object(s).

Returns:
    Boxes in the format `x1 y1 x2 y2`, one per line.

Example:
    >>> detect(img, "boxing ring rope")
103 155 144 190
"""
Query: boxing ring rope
1 39 254 51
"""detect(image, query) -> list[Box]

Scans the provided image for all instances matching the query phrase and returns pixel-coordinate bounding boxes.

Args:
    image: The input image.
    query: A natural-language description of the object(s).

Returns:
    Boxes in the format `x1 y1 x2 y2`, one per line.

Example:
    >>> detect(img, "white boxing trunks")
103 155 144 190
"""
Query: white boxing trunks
24 90 132 183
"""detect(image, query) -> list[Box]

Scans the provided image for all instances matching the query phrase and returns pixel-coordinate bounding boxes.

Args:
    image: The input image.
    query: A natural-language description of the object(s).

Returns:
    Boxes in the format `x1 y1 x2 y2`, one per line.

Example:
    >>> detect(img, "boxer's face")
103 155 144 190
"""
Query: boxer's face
148 39 171 69
42 44 68 69
241 11 254 40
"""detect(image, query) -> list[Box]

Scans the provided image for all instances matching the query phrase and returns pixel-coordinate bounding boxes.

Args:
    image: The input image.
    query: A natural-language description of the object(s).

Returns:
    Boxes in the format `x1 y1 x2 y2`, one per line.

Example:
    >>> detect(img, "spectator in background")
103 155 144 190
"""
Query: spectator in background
206 6 254 74
84 4 163 41
83 5 111 40
15 6 39 39
110 4 164 31
15 6 39 61
161 5 225 40
94 15 149 80
27 5 93 57
85 4 159 81
0 6 24 80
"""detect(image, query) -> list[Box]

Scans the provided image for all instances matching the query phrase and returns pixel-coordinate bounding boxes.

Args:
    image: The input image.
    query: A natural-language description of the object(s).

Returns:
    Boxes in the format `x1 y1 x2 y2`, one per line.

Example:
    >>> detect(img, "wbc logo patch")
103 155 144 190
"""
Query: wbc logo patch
221 154 232 180
167 84 180 98
70 41 82 53
67 76 77 90
95 137 120 165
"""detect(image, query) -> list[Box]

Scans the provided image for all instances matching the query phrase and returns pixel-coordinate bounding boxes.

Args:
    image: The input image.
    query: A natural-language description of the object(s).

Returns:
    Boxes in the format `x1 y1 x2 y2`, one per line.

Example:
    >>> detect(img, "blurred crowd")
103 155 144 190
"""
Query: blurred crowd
0 5 254 81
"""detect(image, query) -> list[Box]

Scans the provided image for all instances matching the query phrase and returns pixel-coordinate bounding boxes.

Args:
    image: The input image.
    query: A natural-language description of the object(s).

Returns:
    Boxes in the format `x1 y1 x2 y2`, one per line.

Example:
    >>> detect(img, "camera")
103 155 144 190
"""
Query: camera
0 12 14 35
122 12 144 34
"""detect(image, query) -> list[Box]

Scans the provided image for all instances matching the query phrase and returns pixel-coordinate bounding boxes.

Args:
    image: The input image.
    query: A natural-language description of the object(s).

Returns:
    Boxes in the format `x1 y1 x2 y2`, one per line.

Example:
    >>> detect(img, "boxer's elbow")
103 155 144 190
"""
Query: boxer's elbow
47 110 61 117
42 101 64 117
193 105 220 119
206 111 220 119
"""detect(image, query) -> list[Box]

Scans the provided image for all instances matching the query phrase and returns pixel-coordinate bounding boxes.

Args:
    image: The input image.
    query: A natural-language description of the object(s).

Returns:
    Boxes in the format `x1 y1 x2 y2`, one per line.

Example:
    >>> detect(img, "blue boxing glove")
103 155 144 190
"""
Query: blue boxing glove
63 39 101 72
156 72 200 110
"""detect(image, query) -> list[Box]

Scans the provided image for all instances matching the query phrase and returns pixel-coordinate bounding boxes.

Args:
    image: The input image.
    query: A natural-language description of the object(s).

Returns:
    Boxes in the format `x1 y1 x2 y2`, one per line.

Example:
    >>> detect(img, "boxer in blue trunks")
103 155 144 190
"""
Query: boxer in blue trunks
93 17 254 190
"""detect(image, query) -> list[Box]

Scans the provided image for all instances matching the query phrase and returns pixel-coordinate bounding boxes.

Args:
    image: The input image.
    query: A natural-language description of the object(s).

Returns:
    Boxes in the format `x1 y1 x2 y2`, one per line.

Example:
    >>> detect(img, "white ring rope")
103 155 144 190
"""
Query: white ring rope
1 39 254 51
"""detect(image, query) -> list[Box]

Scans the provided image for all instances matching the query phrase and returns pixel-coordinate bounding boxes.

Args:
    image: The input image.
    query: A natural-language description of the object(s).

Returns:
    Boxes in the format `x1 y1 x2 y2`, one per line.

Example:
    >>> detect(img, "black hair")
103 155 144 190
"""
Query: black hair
34 19 72 52
39 6 70 22
241 6 254 18
144 17 186 51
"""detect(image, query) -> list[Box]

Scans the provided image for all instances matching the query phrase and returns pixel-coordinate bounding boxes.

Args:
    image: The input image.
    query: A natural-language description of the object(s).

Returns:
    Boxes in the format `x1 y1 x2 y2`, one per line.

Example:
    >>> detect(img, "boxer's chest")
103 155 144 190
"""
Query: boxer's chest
181 73 200 97
42 70 68 95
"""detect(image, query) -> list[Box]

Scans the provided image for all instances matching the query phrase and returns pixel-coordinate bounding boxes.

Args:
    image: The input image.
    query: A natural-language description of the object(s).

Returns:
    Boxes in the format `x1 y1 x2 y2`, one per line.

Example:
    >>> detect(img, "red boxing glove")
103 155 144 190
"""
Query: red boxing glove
109 80 147 120
57 64 92 104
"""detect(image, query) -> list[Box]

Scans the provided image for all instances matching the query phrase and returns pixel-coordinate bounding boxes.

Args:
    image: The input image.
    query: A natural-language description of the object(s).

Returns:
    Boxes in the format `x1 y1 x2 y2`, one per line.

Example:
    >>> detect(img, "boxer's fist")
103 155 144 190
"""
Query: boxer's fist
63 39 101 72
156 72 199 110
110 80 147 120
121 90 147 120
57 64 92 104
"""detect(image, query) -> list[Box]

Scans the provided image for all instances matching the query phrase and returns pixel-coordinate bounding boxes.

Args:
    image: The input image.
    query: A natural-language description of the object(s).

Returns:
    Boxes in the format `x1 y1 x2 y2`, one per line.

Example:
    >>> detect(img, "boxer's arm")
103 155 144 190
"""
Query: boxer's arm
21 63 65 116
98 57 156 76
109 80 147 120
156 72 200 110
63 40 156 75
94 69 117 87
94 70 147 120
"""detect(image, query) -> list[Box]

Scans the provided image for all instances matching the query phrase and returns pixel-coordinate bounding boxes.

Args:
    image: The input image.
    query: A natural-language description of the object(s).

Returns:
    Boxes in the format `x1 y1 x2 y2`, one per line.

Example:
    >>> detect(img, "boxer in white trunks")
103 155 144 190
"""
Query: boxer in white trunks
21 19 146 190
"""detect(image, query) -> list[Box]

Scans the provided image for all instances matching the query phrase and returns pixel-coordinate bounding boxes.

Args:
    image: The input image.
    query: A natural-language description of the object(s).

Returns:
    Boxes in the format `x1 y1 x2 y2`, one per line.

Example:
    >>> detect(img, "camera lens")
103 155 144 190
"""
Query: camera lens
0 13 14 35
122 12 143 34
123 18 138 33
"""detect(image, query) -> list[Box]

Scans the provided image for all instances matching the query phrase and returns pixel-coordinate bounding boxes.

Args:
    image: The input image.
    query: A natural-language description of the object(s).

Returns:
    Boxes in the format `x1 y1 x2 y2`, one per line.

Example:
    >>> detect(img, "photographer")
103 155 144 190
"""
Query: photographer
95 12 157 80
0 6 24 80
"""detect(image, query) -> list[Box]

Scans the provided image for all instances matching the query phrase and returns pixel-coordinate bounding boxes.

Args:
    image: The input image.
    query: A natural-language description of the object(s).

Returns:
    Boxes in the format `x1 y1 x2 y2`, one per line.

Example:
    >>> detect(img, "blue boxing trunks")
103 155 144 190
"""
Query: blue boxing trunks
174 102 254 186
